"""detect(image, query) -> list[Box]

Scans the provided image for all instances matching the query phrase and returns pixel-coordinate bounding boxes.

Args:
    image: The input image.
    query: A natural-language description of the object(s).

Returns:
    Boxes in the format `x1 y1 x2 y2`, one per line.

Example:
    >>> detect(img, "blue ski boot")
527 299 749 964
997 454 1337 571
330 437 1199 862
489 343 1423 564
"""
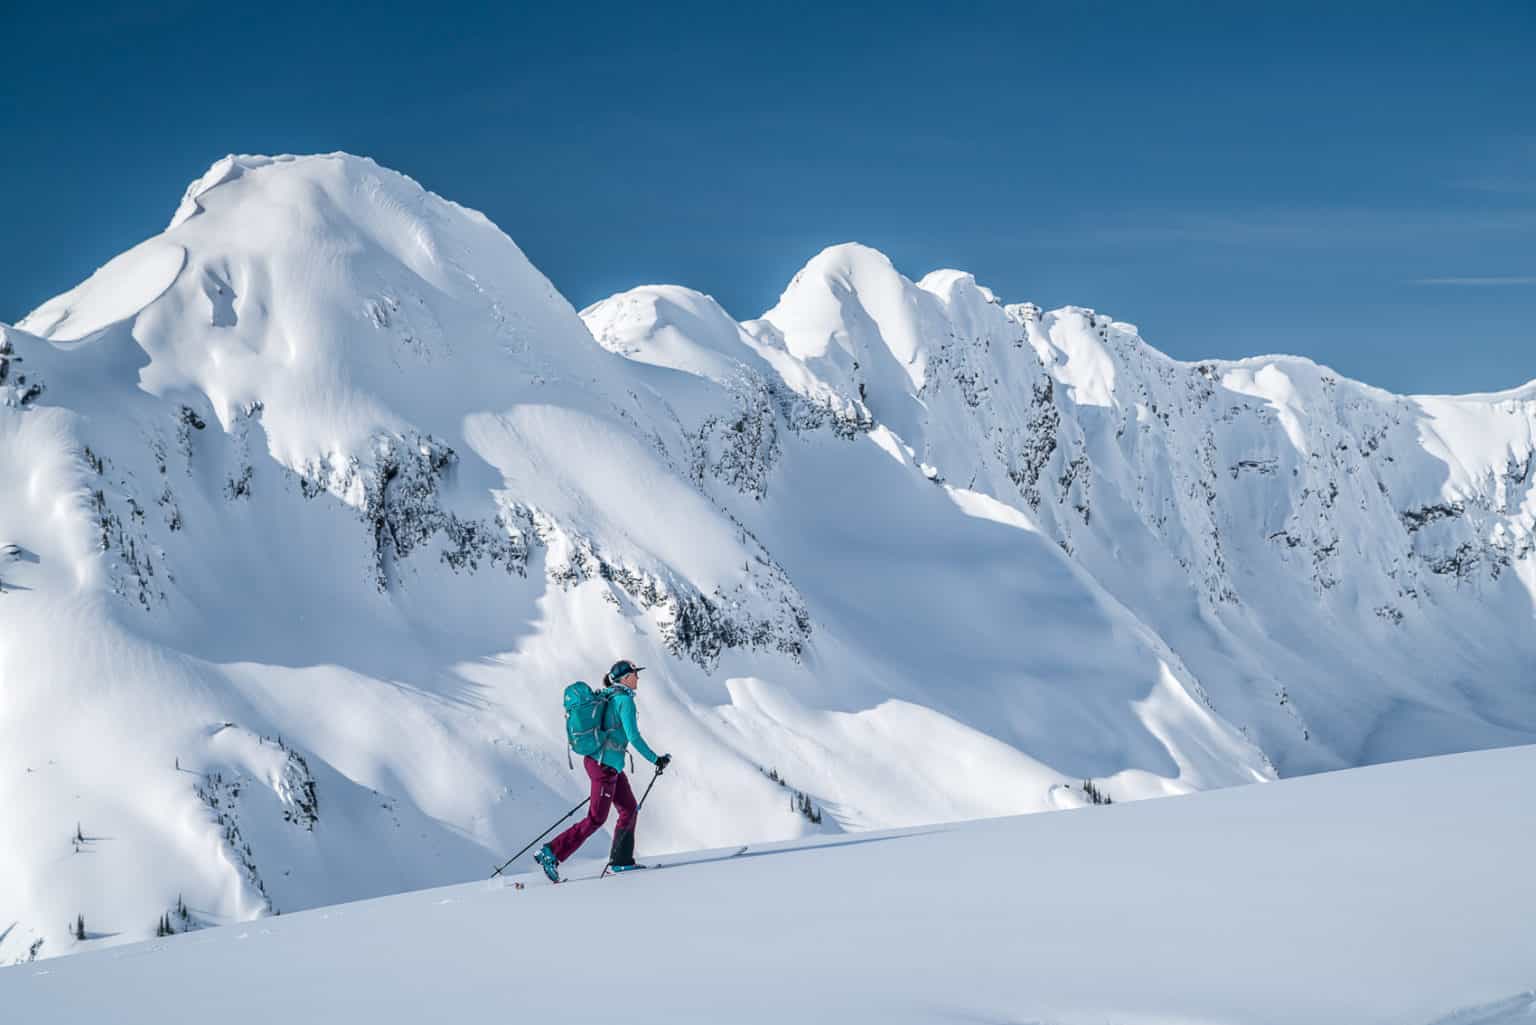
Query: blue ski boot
534 844 561 884
609 862 646 873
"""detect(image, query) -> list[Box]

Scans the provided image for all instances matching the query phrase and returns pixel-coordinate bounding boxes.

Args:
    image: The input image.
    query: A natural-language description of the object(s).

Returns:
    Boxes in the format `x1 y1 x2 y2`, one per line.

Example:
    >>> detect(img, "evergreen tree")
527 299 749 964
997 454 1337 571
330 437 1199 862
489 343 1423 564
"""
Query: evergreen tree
1082 779 1113 805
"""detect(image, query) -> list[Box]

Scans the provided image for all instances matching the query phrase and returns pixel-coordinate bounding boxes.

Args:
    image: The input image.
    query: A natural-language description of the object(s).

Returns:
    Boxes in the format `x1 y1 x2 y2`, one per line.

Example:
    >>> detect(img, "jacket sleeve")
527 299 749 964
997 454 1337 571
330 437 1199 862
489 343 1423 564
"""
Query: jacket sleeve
616 692 661 765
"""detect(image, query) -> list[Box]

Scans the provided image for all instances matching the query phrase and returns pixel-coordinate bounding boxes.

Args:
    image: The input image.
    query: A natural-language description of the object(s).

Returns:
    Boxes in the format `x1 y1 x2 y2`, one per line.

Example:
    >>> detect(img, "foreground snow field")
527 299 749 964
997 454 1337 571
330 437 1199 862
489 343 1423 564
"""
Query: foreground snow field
4 744 1533 1025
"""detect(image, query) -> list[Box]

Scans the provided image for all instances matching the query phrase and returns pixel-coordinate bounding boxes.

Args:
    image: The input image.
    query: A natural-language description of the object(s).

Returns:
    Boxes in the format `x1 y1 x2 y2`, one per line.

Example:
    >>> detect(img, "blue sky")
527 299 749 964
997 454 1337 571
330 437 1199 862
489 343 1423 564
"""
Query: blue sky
3 1 1532 394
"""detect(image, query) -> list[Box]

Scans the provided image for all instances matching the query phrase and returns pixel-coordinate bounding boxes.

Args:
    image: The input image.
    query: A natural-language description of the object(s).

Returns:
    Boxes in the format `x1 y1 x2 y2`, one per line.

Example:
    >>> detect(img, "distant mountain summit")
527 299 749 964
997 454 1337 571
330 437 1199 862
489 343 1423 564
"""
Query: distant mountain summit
2 152 1531 962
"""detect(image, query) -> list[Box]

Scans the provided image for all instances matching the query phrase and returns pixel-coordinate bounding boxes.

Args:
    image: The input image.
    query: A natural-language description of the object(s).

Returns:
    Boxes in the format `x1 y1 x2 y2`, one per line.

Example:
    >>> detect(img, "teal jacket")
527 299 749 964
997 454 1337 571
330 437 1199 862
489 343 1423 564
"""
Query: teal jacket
600 684 660 771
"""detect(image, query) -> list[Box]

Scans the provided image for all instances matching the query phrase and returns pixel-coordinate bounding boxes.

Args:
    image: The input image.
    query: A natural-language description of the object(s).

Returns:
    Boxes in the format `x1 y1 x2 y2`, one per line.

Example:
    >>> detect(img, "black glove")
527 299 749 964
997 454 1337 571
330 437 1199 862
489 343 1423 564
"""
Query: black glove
655 753 672 772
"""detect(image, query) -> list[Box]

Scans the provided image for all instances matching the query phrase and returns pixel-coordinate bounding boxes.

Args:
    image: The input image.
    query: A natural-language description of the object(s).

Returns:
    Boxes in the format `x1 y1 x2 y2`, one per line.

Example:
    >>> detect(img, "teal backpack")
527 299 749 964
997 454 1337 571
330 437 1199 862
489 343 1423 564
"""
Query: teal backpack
563 682 623 765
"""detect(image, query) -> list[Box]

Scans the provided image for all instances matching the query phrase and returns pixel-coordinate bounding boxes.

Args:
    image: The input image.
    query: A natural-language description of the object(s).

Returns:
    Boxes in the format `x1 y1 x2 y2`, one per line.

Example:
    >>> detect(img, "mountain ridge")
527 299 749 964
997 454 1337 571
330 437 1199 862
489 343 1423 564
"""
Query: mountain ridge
1 151 1530 963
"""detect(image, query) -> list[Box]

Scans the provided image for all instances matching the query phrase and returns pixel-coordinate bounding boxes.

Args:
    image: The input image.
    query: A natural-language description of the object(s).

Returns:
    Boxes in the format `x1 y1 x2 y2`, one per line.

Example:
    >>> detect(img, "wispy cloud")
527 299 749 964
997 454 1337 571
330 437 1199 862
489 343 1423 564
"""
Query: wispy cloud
1031 209 1536 250
1453 137 1536 195
1415 276 1536 287
1456 177 1536 196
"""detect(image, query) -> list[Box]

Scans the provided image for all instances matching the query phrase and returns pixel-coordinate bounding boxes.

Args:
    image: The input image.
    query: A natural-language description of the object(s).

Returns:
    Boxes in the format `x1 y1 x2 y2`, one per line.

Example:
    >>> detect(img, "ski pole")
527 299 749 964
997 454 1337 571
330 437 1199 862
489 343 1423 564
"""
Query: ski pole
601 765 664 879
633 763 664 817
490 796 590 878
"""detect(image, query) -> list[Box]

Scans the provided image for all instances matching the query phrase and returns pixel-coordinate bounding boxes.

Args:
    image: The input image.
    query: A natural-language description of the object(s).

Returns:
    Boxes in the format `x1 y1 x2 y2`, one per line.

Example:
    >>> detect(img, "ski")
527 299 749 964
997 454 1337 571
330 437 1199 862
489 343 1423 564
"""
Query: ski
618 844 750 874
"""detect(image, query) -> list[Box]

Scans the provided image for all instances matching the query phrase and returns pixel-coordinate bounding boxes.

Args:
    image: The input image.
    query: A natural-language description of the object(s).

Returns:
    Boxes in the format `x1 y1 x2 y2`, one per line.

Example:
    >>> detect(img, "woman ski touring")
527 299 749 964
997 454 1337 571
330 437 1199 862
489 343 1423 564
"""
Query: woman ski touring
536 659 671 881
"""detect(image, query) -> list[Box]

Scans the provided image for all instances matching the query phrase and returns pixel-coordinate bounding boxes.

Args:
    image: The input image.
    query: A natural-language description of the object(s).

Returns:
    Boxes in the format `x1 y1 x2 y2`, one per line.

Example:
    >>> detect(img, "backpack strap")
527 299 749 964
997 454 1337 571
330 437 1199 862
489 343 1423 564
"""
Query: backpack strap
597 688 630 760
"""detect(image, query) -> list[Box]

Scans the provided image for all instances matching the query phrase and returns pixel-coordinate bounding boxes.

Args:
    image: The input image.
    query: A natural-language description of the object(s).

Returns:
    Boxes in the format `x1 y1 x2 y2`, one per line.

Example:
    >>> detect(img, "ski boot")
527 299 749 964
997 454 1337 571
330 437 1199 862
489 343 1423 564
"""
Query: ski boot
534 844 561 884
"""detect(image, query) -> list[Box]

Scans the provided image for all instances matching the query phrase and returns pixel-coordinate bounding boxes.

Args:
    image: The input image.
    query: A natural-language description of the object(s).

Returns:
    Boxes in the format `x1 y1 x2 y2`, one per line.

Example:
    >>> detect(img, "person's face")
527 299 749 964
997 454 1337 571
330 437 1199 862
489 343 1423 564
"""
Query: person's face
623 671 639 688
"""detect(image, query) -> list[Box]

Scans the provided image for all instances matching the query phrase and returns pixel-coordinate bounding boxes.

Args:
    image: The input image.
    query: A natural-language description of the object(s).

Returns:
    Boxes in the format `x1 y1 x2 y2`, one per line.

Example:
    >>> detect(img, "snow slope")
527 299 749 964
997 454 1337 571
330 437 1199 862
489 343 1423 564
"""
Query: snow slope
1 152 1532 963
590 244 1536 775
4 744 1533 1025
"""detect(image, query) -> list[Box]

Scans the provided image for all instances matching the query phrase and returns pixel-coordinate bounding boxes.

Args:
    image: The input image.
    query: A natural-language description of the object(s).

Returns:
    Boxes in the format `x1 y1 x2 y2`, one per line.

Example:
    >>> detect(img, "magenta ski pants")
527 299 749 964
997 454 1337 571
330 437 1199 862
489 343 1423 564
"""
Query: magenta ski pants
548 757 637 863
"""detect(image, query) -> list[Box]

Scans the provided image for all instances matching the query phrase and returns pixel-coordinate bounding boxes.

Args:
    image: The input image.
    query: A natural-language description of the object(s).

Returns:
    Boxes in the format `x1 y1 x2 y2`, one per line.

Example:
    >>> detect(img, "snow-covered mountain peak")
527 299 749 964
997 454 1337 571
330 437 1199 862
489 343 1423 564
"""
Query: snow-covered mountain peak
915 267 1002 310
582 284 770 386
2 152 1533 967
167 153 281 230
754 243 941 439
19 151 610 467
165 152 497 239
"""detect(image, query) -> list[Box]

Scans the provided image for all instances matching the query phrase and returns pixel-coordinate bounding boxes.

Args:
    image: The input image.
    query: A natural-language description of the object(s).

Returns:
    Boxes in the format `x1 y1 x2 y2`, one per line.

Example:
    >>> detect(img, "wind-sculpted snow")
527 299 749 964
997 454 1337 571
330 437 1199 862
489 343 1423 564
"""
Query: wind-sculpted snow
0 153 1527 964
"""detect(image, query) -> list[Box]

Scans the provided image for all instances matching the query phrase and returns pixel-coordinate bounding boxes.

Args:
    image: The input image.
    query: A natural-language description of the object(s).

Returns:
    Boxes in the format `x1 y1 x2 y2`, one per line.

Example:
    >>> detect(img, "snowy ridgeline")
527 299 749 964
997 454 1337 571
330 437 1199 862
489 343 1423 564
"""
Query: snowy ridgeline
0 152 1533 963
3 745 1534 1025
